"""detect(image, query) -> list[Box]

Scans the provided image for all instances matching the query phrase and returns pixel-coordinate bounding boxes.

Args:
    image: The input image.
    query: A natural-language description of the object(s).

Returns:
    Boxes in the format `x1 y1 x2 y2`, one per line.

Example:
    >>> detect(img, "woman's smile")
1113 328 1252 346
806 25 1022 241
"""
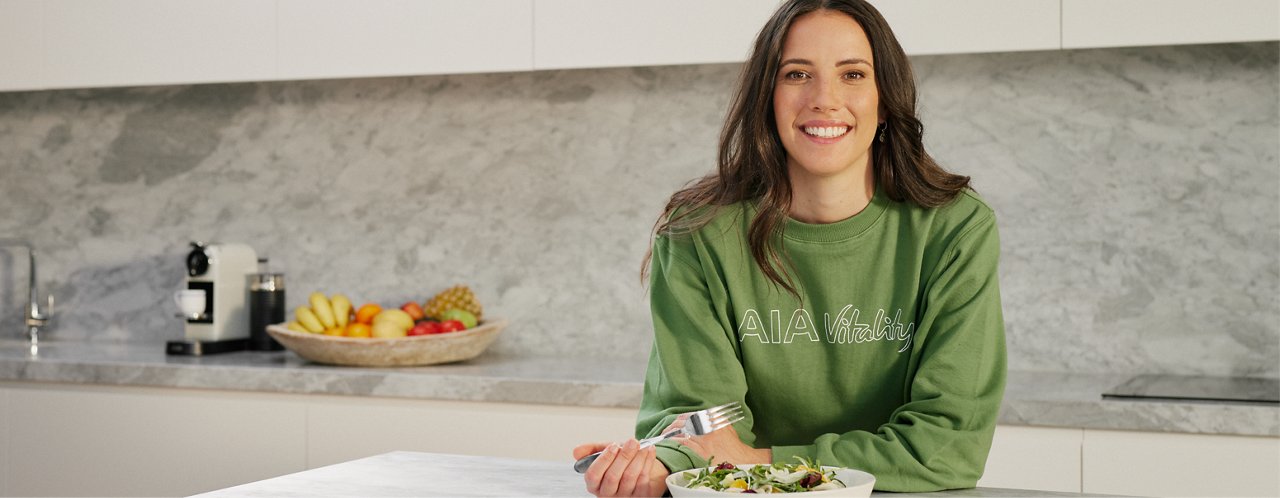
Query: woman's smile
800 120 852 142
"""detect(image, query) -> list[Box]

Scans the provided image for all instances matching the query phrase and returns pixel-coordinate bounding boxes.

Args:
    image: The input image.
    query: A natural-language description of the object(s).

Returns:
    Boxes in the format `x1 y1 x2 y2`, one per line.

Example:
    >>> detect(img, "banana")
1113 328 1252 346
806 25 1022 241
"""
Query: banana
331 294 352 328
295 306 324 333
285 321 309 334
309 292 336 329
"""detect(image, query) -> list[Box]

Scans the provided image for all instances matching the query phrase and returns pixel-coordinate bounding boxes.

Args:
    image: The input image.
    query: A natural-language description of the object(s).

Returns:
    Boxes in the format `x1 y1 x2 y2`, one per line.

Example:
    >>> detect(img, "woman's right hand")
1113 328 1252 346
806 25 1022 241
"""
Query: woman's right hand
573 439 669 497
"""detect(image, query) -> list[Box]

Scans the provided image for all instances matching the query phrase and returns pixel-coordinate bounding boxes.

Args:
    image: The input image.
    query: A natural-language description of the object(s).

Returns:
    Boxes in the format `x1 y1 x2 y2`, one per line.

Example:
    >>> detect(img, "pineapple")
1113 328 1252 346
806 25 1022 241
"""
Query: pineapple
423 285 483 321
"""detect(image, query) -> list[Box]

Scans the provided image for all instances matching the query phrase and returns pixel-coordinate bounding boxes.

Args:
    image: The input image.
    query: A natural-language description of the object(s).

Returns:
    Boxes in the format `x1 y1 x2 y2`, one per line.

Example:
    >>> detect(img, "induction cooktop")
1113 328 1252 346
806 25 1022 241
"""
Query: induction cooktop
1102 374 1280 405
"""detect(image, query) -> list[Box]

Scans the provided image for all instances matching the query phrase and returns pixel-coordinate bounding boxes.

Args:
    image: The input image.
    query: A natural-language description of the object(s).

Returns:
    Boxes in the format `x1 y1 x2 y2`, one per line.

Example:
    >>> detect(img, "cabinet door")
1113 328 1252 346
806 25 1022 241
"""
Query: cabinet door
306 395 637 467
979 425 1083 493
1082 429 1280 497
4 383 307 497
0 387 9 496
37 0 275 90
1063 0 1280 49
871 0 1060 55
533 0 781 70
0 0 44 91
278 0 534 80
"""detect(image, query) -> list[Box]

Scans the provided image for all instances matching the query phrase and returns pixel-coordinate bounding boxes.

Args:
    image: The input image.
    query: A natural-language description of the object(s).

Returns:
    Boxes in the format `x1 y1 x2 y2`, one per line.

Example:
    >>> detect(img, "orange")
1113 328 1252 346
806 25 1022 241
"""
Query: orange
354 303 382 325
345 323 371 338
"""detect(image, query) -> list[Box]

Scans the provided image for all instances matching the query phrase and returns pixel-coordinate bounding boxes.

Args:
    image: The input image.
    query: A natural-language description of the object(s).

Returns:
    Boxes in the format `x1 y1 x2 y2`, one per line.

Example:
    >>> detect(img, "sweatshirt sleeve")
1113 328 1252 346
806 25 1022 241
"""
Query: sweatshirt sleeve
635 234 752 474
770 214 1007 492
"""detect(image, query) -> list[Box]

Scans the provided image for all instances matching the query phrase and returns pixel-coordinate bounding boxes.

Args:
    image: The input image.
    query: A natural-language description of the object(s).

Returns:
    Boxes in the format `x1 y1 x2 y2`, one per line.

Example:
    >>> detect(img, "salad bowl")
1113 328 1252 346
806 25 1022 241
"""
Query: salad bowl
667 462 874 497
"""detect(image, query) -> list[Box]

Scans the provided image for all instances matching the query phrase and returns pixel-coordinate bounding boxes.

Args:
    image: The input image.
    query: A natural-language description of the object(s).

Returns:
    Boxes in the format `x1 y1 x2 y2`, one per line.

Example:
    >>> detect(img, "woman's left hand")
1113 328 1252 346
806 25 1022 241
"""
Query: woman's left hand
676 424 772 465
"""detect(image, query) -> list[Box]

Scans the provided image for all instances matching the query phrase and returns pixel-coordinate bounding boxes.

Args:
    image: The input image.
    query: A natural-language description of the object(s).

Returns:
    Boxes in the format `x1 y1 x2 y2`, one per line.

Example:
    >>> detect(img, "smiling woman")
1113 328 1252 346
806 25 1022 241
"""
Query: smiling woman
573 1 1006 496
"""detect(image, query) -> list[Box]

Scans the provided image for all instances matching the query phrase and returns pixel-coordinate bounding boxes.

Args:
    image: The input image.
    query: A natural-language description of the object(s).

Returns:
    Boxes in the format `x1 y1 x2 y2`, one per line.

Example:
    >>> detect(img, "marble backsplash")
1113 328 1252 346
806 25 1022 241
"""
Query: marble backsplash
0 42 1275 377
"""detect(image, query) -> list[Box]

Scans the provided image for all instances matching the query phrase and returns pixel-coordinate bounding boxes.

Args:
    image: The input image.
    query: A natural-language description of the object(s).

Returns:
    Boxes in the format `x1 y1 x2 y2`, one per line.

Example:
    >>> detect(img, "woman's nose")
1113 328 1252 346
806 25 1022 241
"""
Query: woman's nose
808 79 839 112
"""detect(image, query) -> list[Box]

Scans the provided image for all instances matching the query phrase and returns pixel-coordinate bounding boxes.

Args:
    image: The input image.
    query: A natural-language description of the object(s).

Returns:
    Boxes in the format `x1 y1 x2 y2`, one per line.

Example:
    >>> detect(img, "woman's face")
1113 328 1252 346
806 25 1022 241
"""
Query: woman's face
772 10 880 182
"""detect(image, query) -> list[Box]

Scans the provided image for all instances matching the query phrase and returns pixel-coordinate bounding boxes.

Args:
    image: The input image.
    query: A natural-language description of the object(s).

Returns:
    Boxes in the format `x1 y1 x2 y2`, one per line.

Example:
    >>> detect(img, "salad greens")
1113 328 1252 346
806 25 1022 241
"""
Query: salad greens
683 456 846 493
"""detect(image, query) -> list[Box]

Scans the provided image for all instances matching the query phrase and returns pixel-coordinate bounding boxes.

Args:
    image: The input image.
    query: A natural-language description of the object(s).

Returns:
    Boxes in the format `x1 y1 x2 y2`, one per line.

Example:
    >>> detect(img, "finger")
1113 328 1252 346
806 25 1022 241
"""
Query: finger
599 439 640 496
616 441 650 497
584 442 621 496
635 447 658 497
661 413 690 432
573 442 611 460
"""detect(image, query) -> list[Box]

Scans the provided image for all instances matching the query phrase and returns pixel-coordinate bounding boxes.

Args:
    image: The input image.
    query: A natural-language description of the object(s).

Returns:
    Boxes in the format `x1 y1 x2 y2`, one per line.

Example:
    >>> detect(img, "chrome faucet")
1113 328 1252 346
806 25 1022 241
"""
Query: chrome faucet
0 240 54 349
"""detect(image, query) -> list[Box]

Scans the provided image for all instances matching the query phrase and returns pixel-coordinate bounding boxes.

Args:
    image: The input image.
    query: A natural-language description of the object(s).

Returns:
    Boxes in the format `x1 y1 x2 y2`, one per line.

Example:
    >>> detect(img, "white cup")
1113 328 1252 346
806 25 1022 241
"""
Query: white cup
174 289 207 318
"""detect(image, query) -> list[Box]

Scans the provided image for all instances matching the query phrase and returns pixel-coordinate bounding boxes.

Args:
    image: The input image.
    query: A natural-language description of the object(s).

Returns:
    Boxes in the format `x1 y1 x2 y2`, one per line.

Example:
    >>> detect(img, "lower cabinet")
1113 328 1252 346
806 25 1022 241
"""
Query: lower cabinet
2 383 309 497
1082 429 1280 497
979 425 1083 492
2 382 1278 497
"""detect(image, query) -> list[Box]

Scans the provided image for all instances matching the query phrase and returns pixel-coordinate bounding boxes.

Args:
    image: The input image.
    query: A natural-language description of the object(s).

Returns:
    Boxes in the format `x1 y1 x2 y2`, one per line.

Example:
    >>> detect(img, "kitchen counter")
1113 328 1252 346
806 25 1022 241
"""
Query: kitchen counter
0 339 1276 437
193 451 1120 497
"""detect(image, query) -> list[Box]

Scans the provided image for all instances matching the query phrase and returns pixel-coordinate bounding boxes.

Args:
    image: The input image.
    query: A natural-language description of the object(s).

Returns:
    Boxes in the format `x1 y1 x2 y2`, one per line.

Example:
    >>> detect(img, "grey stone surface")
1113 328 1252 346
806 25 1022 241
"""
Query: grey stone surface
0 42 1276 379
1 339 1275 437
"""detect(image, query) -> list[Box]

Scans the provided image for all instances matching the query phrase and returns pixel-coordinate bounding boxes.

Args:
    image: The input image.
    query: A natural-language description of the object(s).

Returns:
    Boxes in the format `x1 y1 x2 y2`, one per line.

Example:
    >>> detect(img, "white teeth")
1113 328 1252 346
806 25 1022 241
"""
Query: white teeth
803 126 849 139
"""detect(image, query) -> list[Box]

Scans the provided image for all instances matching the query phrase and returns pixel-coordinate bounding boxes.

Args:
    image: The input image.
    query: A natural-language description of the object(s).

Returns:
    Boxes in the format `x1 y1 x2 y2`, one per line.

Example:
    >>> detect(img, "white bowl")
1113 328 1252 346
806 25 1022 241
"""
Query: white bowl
667 464 874 497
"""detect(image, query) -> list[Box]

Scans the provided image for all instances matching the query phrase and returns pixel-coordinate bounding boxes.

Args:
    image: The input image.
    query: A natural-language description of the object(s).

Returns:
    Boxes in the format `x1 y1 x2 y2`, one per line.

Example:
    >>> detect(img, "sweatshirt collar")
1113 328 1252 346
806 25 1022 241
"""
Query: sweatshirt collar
781 184 890 243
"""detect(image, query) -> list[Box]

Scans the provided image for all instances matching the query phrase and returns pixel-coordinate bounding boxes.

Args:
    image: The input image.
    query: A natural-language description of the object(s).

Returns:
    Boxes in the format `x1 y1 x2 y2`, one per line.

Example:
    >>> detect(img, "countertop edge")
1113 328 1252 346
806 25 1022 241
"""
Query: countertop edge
1 344 1276 438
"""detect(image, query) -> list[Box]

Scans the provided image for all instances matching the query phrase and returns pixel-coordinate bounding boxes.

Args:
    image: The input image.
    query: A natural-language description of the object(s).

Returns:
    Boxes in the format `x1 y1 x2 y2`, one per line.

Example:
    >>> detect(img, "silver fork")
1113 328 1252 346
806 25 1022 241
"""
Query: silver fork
573 401 744 474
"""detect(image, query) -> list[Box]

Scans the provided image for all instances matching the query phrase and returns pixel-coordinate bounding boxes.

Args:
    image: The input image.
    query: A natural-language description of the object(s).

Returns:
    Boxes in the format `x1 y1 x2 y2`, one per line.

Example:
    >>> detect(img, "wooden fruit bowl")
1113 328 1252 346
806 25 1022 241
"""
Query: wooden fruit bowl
265 318 507 367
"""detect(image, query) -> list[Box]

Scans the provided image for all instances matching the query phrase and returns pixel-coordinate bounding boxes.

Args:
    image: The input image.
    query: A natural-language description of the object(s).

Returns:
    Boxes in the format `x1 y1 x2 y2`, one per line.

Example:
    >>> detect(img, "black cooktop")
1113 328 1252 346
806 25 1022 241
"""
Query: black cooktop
1102 374 1280 405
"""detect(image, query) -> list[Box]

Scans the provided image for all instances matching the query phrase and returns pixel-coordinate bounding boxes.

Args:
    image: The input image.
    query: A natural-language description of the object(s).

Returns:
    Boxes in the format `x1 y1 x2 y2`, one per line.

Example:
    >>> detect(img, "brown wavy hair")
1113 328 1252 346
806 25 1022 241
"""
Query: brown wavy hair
642 0 970 295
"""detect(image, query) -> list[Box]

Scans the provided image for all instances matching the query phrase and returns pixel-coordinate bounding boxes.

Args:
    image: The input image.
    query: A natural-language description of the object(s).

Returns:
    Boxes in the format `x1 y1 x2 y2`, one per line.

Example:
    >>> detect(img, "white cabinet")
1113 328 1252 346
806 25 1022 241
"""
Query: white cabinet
277 0 533 81
1082 429 1280 497
2 383 308 497
1062 0 1280 49
0 381 636 497
306 394 636 467
979 425 1083 493
872 0 1060 55
37 0 275 90
532 0 781 70
3 0 1279 92
0 0 44 91
0 388 9 496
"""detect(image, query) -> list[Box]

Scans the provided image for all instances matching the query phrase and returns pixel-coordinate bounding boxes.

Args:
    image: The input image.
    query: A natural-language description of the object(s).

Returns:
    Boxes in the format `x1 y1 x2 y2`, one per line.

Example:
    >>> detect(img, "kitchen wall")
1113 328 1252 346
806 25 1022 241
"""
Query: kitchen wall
0 42 1275 377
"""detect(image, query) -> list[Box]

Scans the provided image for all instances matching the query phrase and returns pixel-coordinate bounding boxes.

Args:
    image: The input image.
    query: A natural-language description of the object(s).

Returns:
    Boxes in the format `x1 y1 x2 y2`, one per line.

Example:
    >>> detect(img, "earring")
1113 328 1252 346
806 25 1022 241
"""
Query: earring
878 122 887 143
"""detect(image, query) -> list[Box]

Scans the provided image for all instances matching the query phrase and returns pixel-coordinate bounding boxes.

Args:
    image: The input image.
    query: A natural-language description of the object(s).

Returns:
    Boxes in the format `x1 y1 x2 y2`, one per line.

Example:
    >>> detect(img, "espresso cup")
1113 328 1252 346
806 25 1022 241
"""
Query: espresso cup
174 289 207 318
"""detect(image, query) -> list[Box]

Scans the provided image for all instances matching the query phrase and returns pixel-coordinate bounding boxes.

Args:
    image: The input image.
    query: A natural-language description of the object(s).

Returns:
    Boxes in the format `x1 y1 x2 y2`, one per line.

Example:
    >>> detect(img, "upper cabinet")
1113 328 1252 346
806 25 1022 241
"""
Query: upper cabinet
1062 0 1280 49
1 0 276 91
532 0 780 70
1 0 1277 92
277 0 533 81
869 0 1060 55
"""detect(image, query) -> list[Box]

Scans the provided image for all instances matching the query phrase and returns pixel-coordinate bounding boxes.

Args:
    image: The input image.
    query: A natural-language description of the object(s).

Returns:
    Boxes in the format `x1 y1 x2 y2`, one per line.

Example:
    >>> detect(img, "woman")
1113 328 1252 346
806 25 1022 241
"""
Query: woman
573 0 1006 495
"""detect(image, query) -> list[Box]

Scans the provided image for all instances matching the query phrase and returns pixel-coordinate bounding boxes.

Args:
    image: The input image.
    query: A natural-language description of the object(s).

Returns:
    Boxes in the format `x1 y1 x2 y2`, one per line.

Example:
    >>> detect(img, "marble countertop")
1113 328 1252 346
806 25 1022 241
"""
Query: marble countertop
1 340 1276 437
193 451 1116 497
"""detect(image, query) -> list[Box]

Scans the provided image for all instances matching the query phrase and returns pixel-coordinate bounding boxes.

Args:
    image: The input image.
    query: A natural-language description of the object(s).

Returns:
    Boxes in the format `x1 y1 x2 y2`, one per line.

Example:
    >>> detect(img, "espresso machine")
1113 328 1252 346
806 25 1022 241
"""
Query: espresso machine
167 241 257 355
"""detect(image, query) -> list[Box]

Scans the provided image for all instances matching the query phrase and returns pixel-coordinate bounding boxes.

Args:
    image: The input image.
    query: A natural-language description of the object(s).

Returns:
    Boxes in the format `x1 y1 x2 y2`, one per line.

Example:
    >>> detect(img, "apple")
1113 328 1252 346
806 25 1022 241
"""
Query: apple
440 308 478 329
439 319 465 333
401 301 425 321
409 321 441 336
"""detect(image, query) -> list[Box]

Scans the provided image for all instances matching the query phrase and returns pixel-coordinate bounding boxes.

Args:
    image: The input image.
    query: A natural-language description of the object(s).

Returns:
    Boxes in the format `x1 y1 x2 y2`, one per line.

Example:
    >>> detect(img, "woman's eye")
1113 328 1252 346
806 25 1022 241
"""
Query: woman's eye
783 70 809 80
844 71 865 80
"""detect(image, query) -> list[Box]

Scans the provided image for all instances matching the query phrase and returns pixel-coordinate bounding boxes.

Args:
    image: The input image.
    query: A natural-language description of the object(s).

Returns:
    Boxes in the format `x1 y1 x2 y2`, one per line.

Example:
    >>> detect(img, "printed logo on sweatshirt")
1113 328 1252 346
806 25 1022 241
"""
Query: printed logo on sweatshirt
737 306 915 353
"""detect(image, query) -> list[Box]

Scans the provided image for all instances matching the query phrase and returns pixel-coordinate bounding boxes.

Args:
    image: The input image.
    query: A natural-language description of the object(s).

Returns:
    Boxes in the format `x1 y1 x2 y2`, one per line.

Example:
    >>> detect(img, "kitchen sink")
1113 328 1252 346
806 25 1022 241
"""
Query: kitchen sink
1102 374 1280 405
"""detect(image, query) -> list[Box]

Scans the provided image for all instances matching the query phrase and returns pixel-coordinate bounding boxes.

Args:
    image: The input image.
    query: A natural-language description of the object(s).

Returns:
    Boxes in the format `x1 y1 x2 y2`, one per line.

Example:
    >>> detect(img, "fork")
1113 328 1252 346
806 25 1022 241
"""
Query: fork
573 401 744 474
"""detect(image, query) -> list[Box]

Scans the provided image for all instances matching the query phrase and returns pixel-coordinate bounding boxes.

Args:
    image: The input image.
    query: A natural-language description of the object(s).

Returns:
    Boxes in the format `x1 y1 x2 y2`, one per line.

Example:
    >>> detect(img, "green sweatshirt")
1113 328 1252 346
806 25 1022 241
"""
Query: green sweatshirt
636 188 1006 492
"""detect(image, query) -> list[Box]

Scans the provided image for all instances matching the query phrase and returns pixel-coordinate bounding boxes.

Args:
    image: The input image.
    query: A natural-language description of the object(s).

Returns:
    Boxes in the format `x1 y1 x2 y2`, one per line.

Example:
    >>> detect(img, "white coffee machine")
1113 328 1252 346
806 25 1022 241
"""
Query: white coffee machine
179 241 257 344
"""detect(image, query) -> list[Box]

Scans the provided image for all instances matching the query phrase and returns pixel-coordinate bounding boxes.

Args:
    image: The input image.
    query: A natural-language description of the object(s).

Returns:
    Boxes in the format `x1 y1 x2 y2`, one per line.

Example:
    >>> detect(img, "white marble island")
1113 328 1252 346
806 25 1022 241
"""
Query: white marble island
193 451 1115 498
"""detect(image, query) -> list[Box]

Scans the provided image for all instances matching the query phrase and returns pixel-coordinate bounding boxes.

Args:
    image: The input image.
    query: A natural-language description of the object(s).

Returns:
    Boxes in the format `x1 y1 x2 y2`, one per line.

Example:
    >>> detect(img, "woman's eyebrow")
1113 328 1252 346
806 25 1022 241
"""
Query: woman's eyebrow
779 57 872 67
